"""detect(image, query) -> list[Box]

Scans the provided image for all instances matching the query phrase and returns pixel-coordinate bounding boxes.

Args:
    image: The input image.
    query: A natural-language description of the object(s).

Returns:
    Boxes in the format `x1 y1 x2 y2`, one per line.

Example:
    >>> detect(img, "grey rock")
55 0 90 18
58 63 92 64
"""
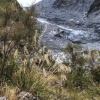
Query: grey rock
54 28 66 38
18 92 36 100
0 97 7 100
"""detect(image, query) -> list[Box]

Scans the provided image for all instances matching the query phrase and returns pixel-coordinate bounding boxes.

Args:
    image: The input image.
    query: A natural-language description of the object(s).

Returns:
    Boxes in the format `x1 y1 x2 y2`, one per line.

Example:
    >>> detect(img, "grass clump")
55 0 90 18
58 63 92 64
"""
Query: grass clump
12 67 53 99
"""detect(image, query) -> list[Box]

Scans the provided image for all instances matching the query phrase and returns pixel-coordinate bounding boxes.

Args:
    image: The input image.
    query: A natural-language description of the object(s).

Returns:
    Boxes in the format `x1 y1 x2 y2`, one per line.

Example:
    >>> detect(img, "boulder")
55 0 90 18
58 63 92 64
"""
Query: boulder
0 97 7 100
18 92 36 100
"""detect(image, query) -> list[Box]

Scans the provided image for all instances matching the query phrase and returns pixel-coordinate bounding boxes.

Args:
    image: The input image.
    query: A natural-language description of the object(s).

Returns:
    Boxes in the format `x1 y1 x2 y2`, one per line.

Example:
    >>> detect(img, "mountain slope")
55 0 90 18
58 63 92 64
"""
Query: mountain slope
36 0 100 33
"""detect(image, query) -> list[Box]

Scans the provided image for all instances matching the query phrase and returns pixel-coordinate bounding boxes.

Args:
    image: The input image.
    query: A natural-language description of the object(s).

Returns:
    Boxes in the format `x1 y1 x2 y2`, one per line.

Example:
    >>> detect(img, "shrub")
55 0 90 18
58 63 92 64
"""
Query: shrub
91 66 100 83
12 67 53 100
0 0 39 78
66 67 92 90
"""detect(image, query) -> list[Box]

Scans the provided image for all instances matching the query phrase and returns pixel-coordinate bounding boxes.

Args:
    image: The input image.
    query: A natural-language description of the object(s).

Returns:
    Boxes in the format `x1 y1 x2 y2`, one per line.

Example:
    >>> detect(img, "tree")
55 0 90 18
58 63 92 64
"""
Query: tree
0 0 39 78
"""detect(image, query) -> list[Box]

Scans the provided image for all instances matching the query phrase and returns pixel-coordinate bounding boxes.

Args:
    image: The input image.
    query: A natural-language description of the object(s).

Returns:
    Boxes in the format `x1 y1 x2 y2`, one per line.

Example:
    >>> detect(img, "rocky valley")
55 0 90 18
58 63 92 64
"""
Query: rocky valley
36 0 100 51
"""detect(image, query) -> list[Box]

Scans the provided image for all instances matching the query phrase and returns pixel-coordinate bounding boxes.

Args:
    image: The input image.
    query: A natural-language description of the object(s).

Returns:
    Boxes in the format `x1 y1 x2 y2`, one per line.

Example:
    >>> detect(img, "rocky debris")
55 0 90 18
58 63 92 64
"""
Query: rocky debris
0 97 7 100
36 0 100 33
54 28 66 38
36 0 100 58
68 31 100 44
18 92 36 100
0 91 36 100
38 18 100 50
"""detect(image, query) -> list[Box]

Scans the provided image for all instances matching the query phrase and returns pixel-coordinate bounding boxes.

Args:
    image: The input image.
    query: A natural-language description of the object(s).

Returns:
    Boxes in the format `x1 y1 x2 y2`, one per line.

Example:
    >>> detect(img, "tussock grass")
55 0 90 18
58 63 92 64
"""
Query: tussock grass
0 84 18 100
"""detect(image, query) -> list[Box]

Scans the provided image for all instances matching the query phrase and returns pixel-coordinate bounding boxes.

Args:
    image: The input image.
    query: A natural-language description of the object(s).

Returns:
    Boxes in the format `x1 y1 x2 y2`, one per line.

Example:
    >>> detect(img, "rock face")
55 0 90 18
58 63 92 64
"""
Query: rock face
36 0 100 33
87 0 100 15
53 0 91 10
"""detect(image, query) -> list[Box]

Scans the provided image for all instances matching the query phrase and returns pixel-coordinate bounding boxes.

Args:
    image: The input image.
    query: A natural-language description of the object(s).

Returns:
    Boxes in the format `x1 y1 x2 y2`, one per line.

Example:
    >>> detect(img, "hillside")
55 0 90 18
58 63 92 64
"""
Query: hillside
0 0 100 100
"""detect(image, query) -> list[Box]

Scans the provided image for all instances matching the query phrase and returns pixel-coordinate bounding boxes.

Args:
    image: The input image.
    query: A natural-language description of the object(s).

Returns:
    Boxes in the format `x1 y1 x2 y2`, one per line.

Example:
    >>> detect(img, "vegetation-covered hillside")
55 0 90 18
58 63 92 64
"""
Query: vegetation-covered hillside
0 0 100 100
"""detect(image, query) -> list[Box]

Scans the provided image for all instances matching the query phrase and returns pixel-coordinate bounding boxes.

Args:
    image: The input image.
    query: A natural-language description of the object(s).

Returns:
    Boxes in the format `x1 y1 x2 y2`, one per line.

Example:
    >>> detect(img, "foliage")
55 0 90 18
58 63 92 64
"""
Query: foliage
0 1 100 100
12 67 52 100
66 67 92 90
0 84 18 100
62 43 100 95
91 66 100 83
0 0 39 78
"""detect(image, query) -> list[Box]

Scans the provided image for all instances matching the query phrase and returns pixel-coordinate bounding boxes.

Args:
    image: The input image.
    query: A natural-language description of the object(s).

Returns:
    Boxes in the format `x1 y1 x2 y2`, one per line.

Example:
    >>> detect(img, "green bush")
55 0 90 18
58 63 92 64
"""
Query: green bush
12 67 52 100
91 66 100 83
0 0 39 78
0 52 19 82
66 67 92 90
